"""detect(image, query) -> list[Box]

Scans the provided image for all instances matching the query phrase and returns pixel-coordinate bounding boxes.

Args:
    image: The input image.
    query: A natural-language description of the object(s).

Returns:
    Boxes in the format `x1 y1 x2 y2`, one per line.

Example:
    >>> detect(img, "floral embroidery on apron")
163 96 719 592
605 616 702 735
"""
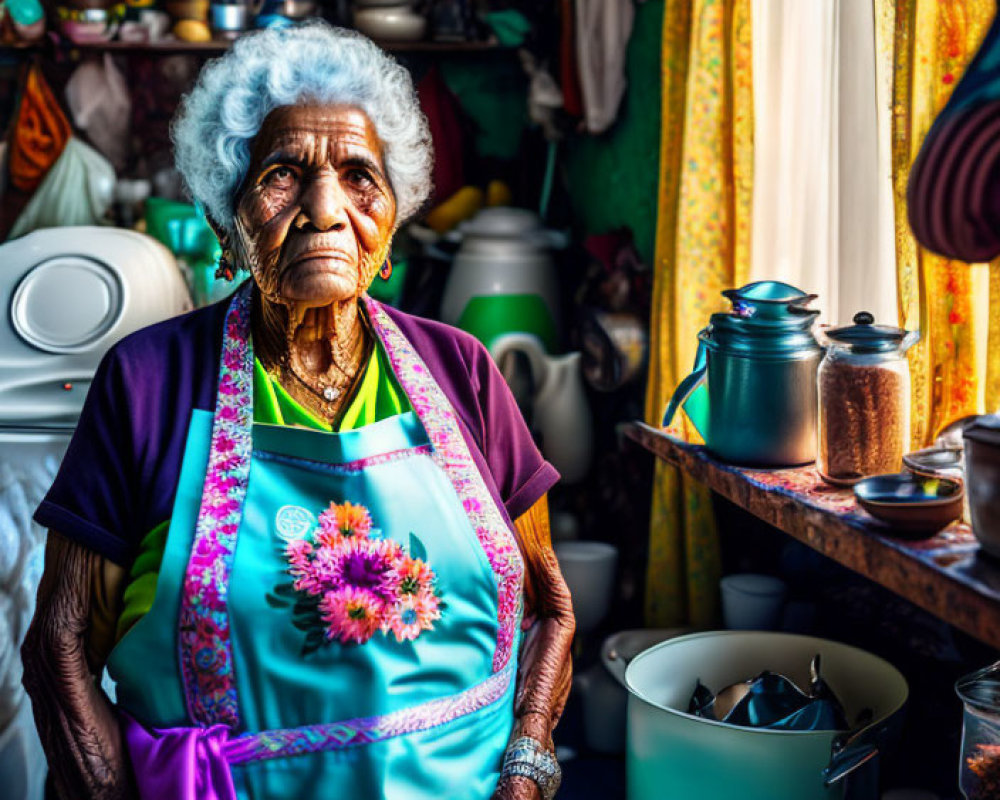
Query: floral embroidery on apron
281 500 443 646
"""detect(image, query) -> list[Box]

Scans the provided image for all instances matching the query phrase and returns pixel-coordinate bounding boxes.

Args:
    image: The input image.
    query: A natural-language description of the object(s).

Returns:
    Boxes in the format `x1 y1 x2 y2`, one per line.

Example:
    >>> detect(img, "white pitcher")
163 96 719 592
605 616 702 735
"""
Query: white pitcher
491 333 592 484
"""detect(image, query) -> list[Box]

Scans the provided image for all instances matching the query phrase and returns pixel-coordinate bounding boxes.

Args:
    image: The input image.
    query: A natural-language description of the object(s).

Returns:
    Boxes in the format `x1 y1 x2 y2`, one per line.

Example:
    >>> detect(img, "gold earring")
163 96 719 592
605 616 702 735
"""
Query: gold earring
215 249 235 281
379 258 393 281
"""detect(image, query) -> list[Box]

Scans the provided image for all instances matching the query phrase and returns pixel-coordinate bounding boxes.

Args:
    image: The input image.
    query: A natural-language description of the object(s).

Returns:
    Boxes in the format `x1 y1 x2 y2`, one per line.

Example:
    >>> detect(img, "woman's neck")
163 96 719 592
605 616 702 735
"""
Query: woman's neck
252 289 371 421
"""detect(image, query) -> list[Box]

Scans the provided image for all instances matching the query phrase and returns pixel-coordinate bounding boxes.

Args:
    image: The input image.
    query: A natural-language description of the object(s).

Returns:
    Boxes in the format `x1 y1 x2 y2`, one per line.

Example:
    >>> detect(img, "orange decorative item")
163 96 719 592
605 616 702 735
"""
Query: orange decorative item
379 258 392 281
8 65 72 194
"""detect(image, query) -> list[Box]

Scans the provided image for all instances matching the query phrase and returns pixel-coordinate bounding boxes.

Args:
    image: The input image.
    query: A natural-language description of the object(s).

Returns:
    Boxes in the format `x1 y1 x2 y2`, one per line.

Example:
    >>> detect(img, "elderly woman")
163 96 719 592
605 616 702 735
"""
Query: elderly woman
22 23 574 800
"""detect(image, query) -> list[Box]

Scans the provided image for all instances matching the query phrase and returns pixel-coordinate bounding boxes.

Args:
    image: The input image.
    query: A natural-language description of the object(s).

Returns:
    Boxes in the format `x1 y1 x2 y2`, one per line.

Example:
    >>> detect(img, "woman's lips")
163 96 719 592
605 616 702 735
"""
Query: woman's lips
282 250 355 276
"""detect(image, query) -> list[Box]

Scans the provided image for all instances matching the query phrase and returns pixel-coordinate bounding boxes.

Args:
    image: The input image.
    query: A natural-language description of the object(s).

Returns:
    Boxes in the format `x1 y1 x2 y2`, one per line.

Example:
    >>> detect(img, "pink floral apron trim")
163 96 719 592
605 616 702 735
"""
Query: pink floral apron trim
256 444 433 475
178 284 253 729
363 296 524 672
223 663 513 765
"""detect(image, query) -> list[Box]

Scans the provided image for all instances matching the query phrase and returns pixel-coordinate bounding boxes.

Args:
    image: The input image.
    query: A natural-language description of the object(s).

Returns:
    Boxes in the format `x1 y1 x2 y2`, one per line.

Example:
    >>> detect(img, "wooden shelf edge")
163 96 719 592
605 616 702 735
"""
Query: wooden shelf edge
0 36 506 56
623 421 1000 652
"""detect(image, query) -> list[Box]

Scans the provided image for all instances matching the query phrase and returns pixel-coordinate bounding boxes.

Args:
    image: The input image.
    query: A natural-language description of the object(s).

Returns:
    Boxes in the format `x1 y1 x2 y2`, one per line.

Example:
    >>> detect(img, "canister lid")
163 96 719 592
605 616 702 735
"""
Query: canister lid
823 312 915 354
956 660 1000 713
722 281 818 321
704 281 821 357
964 414 1000 447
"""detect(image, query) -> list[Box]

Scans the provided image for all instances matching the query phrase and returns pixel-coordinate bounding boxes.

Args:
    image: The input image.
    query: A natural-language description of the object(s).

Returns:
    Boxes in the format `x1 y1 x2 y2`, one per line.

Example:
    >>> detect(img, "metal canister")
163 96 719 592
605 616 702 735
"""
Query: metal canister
663 281 821 466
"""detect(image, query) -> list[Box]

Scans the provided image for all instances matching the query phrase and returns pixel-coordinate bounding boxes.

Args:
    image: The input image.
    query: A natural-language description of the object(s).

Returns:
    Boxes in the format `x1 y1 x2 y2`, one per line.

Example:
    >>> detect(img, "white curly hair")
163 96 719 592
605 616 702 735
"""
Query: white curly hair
172 22 433 234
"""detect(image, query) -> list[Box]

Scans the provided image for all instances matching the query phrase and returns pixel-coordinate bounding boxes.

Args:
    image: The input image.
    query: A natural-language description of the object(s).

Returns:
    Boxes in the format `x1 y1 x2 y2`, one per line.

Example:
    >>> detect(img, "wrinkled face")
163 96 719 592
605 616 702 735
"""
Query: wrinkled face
233 104 396 308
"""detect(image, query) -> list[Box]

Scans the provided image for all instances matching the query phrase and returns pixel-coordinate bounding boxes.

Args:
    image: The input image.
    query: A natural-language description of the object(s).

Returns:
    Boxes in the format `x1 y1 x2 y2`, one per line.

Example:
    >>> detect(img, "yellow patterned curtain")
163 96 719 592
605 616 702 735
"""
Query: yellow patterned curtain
643 0 754 627
888 0 1000 444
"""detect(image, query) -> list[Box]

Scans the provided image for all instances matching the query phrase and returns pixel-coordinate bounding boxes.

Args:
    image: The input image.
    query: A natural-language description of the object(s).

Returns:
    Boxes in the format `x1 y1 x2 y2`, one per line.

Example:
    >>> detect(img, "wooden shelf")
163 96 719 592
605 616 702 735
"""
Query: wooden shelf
623 421 1000 652
0 36 505 57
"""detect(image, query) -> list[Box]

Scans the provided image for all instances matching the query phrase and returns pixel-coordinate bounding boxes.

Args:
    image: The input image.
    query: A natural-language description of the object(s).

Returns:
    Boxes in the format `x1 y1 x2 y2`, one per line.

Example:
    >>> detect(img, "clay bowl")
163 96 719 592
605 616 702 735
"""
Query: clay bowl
165 0 210 21
854 473 964 538
903 445 964 479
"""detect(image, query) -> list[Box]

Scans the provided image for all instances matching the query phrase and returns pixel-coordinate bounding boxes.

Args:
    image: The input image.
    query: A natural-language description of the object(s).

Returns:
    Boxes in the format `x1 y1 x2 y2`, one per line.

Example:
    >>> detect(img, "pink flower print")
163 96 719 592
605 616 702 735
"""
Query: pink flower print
279 500 443 648
219 404 239 422
218 522 239 540
208 497 239 520
319 587 384 644
218 374 240 396
314 526 346 550
204 473 236 500
216 454 242 473
386 593 441 643
201 577 226 609
319 501 373 538
463 497 483 515
286 538 313 564
215 433 237 453
398 557 434 597
334 537 400 604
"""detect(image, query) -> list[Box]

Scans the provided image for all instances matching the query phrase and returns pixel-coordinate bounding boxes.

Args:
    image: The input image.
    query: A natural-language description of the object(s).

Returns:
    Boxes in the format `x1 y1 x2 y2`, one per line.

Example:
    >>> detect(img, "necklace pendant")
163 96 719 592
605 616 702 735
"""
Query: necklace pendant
323 386 341 402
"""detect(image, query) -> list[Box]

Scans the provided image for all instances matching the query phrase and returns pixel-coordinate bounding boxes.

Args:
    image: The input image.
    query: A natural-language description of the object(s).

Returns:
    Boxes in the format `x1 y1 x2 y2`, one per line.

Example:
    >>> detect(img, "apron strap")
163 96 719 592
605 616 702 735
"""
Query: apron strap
177 283 254 729
363 297 525 673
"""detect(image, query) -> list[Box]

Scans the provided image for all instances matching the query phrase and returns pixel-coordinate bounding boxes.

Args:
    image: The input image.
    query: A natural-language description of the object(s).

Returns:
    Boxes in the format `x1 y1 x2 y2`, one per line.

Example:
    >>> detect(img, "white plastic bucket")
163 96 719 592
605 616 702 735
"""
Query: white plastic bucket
625 631 908 800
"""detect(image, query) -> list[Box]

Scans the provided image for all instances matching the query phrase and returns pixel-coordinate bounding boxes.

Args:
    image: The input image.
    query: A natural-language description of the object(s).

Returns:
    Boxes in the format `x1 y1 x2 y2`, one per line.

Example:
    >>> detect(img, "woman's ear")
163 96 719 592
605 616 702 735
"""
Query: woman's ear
204 214 229 251
203 214 238 281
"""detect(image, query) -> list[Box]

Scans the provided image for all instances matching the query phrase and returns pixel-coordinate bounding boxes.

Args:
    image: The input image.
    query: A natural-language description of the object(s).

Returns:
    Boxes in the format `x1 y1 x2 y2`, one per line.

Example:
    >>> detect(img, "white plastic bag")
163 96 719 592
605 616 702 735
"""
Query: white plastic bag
65 54 131 171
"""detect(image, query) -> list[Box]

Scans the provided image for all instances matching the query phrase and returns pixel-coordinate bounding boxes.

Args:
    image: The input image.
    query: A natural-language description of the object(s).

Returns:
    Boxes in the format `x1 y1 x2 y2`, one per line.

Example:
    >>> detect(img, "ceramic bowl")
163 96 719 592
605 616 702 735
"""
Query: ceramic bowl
166 0 210 20
854 473 964 536
271 0 317 18
353 5 427 42
903 446 964 479
58 16 116 43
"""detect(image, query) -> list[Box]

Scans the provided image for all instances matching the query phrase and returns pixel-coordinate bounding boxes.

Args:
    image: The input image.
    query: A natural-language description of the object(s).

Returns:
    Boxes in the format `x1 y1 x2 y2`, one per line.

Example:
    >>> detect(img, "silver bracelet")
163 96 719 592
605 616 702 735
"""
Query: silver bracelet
501 736 561 800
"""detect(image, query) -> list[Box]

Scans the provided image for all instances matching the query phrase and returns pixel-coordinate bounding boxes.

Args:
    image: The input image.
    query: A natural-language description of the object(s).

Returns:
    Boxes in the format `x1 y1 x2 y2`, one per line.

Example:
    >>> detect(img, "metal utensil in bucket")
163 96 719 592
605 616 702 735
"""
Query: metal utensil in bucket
625 631 908 800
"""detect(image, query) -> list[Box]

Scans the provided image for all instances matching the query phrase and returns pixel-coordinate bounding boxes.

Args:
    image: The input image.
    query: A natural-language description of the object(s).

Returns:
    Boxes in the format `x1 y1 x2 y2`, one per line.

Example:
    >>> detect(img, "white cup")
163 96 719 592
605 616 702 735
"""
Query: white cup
720 573 787 631
553 541 618 635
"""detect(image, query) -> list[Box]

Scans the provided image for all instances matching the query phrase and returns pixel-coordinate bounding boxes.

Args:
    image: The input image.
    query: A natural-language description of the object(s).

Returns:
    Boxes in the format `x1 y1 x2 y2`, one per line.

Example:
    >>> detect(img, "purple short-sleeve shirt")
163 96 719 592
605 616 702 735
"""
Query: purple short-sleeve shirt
34 292 559 566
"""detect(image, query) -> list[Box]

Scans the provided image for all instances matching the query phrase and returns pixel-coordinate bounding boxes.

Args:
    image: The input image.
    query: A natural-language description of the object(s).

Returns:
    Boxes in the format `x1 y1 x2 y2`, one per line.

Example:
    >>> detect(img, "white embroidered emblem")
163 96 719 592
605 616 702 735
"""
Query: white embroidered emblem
274 505 316 542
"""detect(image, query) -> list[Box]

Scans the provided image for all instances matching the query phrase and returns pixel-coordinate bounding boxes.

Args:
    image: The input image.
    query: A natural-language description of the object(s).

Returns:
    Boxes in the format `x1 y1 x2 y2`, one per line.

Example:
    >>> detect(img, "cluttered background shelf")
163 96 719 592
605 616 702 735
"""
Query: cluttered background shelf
0 37 508 54
623 421 1000 653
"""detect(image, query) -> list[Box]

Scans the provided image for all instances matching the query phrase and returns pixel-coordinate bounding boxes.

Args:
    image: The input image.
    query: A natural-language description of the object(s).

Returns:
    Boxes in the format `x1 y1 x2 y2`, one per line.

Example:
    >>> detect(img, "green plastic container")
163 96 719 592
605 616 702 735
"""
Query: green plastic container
144 197 223 307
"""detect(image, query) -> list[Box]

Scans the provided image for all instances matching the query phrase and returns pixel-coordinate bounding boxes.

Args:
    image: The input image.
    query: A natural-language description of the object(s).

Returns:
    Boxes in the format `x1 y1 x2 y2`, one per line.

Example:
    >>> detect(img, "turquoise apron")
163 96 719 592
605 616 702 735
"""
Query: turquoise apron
107 284 525 799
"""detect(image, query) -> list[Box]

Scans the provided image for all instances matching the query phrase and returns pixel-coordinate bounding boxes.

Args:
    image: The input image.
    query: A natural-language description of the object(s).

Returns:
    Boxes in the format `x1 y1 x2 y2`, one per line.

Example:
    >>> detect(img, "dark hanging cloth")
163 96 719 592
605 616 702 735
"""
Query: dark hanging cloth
907 3 1000 263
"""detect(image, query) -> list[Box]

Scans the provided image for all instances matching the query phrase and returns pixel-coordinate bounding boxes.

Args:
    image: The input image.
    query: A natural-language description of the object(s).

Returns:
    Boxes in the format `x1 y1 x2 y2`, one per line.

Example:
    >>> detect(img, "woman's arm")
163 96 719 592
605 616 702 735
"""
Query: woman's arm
21 531 134 800
495 494 575 800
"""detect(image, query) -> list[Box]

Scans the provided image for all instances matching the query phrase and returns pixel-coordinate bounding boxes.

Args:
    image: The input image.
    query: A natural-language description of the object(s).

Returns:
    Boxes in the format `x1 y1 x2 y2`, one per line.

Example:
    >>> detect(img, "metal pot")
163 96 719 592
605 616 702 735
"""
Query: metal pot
626 631 908 800
964 415 1000 558
662 281 821 466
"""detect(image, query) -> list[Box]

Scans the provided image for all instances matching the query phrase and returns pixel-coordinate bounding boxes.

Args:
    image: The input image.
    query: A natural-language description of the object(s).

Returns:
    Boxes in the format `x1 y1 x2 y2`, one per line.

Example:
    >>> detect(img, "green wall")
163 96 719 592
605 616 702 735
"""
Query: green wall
564 0 663 264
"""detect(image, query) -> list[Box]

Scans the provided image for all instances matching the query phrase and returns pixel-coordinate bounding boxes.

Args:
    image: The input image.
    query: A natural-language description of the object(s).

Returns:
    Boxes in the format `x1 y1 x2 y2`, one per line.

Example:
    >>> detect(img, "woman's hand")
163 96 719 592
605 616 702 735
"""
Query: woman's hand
21 532 136 799
493 774 542 800
497 494 574 800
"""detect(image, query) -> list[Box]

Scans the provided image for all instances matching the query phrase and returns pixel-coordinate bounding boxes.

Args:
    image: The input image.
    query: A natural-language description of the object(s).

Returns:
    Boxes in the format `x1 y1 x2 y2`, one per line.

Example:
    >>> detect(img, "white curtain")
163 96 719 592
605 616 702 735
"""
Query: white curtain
750 0 898 328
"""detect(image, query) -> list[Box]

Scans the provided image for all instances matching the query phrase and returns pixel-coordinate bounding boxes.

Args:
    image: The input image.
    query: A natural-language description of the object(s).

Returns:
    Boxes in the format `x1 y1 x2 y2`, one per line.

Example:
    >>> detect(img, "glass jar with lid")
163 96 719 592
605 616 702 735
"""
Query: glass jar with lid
957 661 1000 799
815 312 920 485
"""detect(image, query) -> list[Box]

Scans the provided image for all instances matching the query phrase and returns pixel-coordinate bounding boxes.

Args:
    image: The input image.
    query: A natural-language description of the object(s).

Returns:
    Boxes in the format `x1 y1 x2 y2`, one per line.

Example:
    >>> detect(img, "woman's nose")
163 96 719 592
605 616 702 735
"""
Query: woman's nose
297 172 350 232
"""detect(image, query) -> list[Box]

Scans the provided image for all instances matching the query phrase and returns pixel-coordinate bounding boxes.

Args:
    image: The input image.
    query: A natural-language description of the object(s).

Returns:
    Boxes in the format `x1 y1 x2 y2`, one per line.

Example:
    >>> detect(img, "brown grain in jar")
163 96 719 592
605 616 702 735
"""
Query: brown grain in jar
817 356 910 485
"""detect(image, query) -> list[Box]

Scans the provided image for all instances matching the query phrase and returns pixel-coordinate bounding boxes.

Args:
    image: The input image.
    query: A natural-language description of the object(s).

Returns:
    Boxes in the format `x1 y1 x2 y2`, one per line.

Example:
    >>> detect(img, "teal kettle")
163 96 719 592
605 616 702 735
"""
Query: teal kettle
662 281 821 466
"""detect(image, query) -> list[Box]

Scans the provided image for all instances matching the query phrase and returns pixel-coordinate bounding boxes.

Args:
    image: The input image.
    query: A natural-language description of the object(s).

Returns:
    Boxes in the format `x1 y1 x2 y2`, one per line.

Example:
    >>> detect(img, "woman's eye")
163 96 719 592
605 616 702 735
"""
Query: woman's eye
346 169 373 188
263 166 297 188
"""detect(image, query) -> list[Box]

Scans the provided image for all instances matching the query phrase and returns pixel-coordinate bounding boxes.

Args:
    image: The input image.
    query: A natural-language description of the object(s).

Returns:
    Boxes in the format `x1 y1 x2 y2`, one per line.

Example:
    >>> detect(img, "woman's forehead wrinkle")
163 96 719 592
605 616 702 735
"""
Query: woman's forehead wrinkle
254 126 382 172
